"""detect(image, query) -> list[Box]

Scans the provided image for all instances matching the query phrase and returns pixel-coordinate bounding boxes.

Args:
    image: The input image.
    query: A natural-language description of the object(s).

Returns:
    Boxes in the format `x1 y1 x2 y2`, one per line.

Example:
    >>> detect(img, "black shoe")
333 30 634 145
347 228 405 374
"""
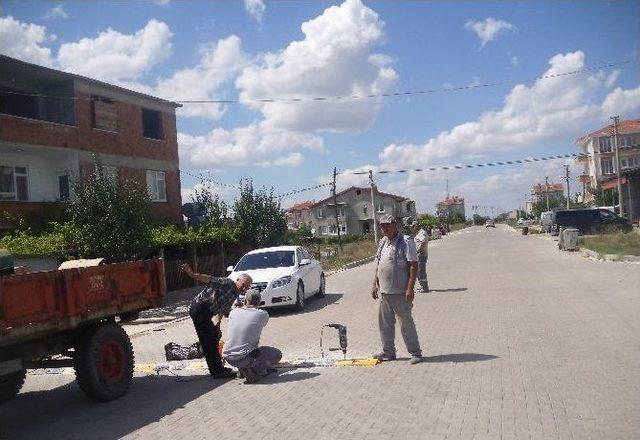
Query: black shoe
211 367 236 379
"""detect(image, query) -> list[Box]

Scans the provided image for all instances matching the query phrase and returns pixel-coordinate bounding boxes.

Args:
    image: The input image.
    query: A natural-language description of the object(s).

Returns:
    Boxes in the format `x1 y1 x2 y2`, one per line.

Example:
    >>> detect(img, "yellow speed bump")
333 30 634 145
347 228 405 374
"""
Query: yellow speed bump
335 358 380 367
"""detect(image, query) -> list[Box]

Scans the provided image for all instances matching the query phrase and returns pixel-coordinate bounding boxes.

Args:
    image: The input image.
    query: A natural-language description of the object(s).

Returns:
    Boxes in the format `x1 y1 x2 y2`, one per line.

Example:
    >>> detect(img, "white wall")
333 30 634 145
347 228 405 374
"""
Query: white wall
0 146 78 202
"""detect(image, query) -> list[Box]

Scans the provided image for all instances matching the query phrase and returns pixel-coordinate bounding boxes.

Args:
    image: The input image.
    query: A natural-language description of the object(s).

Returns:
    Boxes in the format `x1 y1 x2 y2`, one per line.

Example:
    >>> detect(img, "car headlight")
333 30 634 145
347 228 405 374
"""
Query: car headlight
271 276 292 289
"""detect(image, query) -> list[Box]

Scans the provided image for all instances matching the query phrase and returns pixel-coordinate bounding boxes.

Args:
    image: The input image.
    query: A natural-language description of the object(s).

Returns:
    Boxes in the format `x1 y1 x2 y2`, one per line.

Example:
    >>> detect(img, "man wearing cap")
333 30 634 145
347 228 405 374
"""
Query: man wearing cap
223 290 282 384
411 220 429 293
372 214 423 364
181 263 253 379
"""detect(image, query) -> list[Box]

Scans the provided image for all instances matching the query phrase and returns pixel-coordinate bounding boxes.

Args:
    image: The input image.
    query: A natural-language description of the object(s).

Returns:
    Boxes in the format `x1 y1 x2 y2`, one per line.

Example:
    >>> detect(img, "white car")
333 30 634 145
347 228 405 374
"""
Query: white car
227 245 325 310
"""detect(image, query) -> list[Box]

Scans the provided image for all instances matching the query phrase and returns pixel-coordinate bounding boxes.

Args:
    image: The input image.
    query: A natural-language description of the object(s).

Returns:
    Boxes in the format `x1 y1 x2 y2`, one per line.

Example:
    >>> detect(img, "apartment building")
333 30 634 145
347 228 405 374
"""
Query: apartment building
576 118 640 221
306 186 415 236
0 55 183 228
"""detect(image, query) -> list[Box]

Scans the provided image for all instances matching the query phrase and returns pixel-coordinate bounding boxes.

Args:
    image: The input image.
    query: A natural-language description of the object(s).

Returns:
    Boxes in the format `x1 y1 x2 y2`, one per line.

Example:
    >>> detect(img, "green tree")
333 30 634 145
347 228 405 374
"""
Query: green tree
589 185 618 207
233 179 287 248
70 160 152 262
191 182 228 226
531 197 566 218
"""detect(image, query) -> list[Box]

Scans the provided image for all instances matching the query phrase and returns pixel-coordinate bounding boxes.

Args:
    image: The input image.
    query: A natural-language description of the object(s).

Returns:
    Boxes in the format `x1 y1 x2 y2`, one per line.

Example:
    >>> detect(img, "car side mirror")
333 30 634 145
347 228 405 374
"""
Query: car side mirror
226 265 234 273
299 258 311 266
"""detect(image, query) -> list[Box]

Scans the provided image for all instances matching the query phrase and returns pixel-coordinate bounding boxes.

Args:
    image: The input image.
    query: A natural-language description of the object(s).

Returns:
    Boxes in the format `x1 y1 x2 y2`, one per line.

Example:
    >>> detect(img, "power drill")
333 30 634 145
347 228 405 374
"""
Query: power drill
320 324 348 360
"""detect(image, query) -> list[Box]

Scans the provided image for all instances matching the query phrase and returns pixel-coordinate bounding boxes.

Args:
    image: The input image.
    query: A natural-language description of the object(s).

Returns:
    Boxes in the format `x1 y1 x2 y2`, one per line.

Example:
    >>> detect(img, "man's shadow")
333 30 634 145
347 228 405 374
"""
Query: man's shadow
427 287 468 293
423 353 498 363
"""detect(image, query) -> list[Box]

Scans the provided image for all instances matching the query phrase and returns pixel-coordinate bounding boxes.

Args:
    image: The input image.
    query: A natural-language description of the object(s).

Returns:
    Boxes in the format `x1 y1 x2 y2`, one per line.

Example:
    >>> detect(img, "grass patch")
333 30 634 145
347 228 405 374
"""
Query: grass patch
308 238 378 271
578 230 640 256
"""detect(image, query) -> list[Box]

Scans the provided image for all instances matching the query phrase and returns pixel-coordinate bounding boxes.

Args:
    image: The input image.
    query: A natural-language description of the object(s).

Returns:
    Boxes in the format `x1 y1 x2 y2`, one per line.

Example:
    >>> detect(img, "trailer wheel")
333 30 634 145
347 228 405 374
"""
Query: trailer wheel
75 322 134 402
0 369 26 401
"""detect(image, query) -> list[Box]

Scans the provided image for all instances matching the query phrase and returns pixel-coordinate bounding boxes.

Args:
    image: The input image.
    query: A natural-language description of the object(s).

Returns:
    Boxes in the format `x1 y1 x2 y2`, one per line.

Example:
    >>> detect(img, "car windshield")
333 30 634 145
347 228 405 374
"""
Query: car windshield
234 251 295 270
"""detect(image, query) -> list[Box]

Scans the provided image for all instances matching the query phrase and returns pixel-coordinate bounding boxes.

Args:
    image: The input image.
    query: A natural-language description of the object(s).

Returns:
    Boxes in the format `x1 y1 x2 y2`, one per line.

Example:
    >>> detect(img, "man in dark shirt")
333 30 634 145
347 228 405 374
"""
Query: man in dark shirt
181 263 253 379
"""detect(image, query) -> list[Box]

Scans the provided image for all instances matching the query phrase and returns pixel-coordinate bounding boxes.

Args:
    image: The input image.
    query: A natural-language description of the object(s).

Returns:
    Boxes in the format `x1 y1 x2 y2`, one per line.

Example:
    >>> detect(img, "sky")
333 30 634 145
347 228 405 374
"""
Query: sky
2 0 639 216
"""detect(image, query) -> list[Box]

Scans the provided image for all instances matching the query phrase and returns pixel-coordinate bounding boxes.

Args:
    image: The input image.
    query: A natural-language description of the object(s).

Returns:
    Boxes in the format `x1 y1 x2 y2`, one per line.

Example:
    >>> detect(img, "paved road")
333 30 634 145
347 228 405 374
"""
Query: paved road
2 226 639 439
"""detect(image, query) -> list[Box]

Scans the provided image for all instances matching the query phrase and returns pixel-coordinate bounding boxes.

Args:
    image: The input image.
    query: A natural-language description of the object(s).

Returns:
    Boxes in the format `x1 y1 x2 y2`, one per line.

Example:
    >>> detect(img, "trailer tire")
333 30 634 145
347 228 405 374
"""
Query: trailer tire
75 322 134 402
0 369 26 401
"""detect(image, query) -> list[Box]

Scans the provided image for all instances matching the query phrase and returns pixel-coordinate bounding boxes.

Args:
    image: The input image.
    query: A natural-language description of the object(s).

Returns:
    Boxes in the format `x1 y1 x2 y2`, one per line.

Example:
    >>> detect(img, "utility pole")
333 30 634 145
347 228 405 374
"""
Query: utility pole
544 176 550 211
369 170 379 244
332 167 342 250
563 164 570 209
611 115 624 217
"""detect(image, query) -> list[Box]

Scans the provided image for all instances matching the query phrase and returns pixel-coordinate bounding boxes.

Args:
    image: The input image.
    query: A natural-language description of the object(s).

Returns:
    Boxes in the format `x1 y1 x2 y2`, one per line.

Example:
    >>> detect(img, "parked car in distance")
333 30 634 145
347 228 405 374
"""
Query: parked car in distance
553 208 631 235
540 211 555 233
485 219 495 228
227 246 325 310
517 218 534 227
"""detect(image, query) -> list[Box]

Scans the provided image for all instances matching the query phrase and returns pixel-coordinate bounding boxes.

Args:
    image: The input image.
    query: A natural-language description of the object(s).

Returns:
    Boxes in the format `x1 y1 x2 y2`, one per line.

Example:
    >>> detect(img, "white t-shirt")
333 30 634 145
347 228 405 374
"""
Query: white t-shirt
414 229 428 257
376 234 418 295
222 306 269 361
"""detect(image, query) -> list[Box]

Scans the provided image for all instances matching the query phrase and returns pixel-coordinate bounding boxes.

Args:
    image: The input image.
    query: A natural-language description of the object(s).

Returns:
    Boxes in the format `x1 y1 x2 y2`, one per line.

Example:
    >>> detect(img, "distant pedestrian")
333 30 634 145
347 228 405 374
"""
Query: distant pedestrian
371 214 423 364
411 220 429 293
181 263 252 379
223 290 282 384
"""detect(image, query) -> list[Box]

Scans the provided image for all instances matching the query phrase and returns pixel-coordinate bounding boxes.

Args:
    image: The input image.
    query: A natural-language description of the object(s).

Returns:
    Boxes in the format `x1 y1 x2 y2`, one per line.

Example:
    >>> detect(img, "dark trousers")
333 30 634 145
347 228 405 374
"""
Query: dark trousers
189 301 223 375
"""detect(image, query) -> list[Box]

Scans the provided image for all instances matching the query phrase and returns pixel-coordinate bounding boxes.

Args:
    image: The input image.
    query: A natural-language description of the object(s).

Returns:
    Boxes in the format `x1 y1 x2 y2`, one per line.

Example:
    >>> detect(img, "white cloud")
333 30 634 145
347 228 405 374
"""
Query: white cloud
465 17 517 46
154 35 247 120
0 16 54 66
316 164 378 191
178 122 324 170
236 0 397 133
57 19 173 82
379 51 640 170
510 54 519 66
44 5 68 20
153 0 171 6
181 181 235 205
244 0 265 24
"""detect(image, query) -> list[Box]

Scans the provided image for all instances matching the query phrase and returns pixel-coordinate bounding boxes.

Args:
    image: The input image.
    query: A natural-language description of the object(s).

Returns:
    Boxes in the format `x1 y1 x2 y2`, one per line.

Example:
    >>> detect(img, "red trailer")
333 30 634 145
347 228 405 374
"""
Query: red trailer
0 259 166 402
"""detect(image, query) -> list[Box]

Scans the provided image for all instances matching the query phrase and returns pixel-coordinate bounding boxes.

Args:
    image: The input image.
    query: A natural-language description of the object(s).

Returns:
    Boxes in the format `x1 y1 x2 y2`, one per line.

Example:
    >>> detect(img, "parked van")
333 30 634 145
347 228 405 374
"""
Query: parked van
540 211 555 233
553 208 631 235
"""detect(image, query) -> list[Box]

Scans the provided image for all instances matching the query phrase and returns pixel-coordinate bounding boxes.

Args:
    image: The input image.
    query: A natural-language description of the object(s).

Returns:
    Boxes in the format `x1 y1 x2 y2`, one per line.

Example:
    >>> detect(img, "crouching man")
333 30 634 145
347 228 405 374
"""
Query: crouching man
223 290 282 383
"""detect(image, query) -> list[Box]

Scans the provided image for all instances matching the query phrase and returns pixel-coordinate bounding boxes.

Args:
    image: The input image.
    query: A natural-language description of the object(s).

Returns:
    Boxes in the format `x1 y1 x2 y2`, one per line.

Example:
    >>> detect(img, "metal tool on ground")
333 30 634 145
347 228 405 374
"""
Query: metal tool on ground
320 324 348 360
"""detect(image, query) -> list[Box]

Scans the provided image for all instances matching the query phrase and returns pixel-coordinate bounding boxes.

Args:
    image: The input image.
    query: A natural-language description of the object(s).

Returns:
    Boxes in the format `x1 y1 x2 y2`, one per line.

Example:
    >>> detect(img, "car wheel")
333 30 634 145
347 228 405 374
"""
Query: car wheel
295 282 305 311
315 273 326 298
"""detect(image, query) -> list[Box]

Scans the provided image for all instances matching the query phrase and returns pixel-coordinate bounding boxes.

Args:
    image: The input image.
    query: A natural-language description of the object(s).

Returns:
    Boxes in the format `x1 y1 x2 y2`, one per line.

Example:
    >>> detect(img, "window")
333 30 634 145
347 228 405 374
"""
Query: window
600 210 616 220
320 225 328 235
316 208 325 219
0 166 28 201
363 203 368 214
142 108 164 140
91 96 117 132
356 189 362 196
621 158 629 169
600 158 614 175
337 206 345 217
340 223 347 234
102 166 118 181
146 170 167 202
406 202 413 212
599 136 612 153
376 203 385 213
58 174 70 201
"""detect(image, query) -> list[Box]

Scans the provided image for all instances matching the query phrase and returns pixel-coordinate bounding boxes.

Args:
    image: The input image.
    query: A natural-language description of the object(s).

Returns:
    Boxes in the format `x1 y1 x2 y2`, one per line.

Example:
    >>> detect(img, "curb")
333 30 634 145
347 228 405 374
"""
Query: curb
580 247 640 263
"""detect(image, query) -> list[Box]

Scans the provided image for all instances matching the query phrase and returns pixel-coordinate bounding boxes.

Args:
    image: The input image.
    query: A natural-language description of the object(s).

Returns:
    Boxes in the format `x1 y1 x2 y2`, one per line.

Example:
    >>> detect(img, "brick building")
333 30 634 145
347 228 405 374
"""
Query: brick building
284 200 315 230
436 196 465 218
530 182 564 204
0 55 183 229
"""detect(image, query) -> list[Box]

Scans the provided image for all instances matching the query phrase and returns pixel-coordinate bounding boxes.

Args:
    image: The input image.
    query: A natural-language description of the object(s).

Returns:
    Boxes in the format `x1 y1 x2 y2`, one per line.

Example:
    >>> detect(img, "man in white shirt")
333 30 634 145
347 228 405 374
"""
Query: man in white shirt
222 290 281 383
411 220 429 293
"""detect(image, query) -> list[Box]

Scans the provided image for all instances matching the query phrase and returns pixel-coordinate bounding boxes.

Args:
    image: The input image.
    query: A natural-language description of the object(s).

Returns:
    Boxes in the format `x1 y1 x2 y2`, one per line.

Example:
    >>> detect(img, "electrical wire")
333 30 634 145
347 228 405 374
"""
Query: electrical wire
2 59 635 104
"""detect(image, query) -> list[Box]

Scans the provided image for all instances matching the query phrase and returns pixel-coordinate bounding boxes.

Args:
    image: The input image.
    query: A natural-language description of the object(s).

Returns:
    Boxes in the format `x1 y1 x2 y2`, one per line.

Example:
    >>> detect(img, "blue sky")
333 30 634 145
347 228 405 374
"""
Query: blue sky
2 0 639 215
